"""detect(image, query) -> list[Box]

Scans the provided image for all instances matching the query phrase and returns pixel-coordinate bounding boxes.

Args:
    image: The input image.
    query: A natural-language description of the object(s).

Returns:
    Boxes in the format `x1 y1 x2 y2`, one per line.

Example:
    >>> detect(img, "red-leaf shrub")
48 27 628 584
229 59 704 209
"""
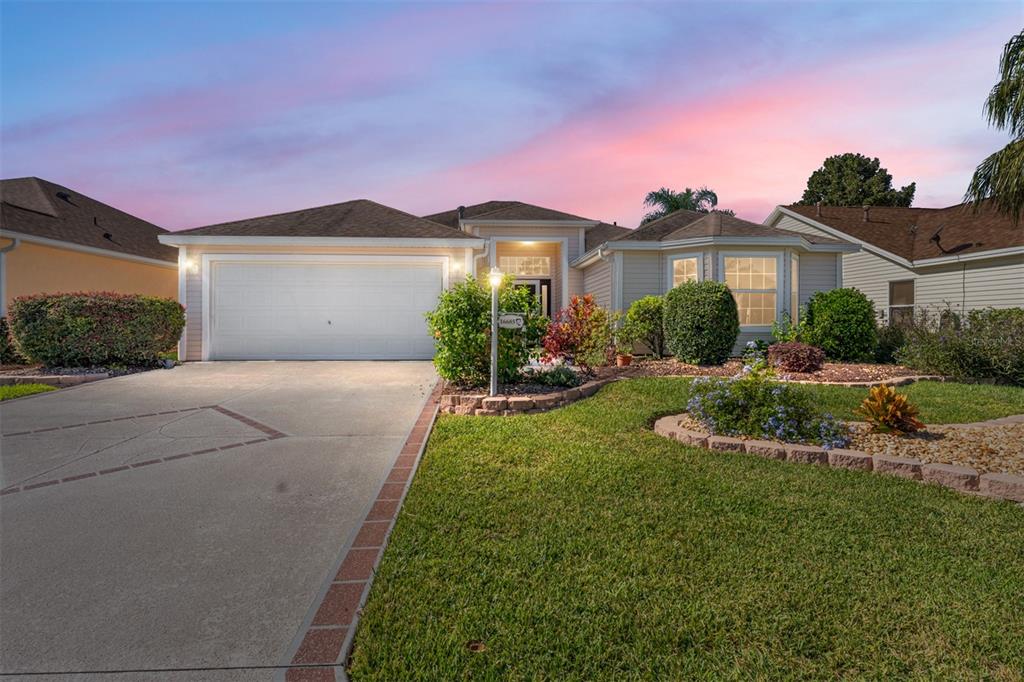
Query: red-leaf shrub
768 341 825 373
542 294 613 370
8 292 185 367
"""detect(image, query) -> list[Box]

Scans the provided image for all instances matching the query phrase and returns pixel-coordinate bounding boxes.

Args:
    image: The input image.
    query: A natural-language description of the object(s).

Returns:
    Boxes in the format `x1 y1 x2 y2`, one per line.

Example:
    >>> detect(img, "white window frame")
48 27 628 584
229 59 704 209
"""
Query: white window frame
666 252 703 291
717 251 783 330
888 279 915 325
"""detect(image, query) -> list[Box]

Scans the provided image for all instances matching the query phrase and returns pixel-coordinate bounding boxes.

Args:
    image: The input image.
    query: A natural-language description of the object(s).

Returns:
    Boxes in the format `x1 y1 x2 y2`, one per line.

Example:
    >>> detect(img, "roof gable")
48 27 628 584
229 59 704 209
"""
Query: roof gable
615 208 843 244
0 177 176 263
423 200 596 228
175 199 474 239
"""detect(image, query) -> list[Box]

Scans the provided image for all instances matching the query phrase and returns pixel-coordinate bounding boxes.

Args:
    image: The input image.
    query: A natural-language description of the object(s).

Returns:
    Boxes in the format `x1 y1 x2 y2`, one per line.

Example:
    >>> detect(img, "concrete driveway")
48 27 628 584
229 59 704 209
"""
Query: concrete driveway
0 362 437 680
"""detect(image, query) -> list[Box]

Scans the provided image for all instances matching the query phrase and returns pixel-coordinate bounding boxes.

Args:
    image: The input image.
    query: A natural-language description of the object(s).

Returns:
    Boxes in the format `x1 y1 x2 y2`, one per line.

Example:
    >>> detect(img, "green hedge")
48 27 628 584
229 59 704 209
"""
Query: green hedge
8 292 185 367
624 295 665 358
663 281 739 365
0 317 25 365
804 288 877 361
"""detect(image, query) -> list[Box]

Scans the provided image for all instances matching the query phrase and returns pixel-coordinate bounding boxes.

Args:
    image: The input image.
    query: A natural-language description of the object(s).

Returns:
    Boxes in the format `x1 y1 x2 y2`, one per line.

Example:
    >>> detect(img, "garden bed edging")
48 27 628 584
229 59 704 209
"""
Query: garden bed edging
440 377 619 416
653 414 1024 505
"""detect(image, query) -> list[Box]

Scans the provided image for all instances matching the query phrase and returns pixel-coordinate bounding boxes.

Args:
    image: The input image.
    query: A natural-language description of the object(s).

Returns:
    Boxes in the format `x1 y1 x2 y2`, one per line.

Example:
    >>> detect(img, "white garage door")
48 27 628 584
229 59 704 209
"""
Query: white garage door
209 259 443 360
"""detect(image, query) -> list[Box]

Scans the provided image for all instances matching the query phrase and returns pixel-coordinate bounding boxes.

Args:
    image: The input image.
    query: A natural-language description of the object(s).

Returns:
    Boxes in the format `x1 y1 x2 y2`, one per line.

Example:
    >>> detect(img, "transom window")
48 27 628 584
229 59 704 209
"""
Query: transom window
724 256 778 327
499 256 551 277
671 256 700 287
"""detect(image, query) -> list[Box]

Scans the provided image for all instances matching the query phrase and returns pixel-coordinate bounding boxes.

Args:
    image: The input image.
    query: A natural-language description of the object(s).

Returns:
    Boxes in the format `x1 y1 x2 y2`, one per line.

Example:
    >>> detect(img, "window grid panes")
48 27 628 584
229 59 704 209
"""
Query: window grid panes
672 257 699 287
724 256 778 327
499 256 551 277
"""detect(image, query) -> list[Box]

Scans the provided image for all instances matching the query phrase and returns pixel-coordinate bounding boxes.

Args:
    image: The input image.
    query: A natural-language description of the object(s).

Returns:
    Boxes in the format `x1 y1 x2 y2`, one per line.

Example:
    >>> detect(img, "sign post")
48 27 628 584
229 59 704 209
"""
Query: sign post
488 268 502 397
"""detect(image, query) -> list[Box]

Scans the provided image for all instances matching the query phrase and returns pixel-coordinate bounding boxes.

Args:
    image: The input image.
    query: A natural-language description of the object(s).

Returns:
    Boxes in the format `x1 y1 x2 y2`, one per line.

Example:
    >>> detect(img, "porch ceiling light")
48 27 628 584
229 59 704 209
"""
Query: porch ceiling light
488 267 503 288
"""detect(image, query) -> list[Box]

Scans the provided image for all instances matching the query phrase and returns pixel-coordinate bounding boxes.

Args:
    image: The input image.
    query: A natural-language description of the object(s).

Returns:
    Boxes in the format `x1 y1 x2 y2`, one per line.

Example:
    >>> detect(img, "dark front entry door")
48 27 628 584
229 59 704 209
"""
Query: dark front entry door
518 279 552 317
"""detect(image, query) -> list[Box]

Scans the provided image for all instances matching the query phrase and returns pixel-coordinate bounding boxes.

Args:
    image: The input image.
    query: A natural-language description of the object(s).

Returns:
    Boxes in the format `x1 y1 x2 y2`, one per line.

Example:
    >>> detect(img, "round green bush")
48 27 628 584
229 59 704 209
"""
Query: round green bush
425 275 547 387
803 288 877 361
663 281 740 365
624 295 665 358
8 292 185 367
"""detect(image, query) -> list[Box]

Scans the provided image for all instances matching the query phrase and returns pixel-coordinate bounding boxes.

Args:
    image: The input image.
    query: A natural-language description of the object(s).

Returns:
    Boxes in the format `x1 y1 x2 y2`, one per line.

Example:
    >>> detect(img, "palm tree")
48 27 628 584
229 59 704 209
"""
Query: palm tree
965 30 1024 224
641 186 730 224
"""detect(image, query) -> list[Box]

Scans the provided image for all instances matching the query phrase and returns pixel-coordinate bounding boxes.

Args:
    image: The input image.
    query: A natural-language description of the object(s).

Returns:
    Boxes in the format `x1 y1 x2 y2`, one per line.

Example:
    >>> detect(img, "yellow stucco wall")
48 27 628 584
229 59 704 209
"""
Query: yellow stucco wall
2 240 178 311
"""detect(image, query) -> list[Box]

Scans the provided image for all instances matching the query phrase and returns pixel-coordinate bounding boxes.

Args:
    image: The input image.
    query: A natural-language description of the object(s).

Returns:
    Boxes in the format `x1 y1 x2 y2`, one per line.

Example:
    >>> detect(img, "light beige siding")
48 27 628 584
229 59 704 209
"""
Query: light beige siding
621 251 662 309
472 225 584 302
798 253 839 307
582 258 612 309
770 212 836 239
180 244 466 361
912 256 1024 312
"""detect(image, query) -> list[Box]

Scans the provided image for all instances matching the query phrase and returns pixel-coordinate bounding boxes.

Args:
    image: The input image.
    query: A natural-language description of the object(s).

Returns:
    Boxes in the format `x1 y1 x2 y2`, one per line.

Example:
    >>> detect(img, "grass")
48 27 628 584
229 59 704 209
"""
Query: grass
350 378 1024 681
801 380 1024 424
0 383 57 401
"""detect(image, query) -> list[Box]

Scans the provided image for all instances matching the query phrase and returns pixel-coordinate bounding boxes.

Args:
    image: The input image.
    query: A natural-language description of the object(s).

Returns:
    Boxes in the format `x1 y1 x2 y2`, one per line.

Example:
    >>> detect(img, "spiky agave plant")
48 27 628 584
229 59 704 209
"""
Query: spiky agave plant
855 384 926 435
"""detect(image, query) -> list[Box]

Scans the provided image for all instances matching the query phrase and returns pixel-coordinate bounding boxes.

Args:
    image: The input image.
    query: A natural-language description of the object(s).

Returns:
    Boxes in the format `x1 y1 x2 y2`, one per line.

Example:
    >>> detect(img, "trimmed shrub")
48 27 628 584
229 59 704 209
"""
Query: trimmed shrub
803 288 877 361
542 295 614 371
768 341 825 373
623 295 665 357
8 292 184 367
426 275 547 387
898 307 1024 385
0 317 26 365
687 366 850 449
521 365 582 388
663 280 740 365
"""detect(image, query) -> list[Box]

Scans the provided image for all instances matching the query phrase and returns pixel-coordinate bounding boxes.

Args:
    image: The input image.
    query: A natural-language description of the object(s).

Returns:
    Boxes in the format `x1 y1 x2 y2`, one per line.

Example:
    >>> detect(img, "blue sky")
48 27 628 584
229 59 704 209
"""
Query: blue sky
1 1 1019 228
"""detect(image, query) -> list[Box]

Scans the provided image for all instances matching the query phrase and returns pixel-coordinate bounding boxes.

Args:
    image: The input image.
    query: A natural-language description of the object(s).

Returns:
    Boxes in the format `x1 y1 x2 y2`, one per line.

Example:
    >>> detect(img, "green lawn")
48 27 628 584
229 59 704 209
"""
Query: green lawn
0 383 57 401
350 378 1024 680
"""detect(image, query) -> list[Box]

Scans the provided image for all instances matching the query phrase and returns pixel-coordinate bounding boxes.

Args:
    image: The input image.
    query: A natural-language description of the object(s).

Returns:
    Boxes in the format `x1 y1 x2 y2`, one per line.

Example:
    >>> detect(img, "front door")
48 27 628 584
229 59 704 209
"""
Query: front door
516 279 552 317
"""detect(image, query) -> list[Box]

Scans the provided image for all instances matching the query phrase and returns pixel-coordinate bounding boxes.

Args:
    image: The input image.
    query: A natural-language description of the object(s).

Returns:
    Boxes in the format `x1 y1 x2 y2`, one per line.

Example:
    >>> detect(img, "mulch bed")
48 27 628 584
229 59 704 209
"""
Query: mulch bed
443 366 629 396
634 359 921 383
0 363 165 377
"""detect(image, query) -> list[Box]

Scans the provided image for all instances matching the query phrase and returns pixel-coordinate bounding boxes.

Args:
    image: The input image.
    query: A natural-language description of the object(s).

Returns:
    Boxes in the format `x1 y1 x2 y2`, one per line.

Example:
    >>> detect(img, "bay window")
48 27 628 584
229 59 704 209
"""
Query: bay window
668 254 701 289
723 255 778 327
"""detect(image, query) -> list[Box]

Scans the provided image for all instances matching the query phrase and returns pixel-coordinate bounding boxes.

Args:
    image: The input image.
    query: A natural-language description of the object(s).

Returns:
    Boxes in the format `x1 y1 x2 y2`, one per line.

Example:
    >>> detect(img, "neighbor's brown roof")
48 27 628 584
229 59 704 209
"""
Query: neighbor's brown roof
615 209 845 244
586 222 632 251
785 201 1024 261
175 199 475 239
424 200 595 228
0 177 176 263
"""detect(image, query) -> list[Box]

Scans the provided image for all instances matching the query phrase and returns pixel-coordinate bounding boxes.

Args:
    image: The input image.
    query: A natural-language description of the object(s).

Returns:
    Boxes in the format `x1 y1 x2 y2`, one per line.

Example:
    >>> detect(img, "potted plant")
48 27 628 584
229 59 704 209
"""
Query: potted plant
614 319 636 367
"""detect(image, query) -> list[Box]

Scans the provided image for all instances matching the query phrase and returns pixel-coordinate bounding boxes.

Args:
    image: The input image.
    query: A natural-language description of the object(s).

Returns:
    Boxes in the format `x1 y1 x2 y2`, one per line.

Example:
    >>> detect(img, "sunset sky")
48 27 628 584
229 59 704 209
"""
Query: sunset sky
1 1 1020 230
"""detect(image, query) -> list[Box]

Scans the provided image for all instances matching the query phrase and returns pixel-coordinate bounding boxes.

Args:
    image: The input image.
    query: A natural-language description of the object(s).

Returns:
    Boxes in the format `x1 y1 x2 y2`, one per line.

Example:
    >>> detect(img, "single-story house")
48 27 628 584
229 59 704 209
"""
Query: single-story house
764 201 1024 323
160 198 860 361
0 177 178 315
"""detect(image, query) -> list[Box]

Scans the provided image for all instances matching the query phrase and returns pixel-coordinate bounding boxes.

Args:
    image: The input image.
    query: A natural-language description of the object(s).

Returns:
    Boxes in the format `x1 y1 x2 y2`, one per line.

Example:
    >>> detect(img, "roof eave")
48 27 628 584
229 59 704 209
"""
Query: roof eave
2 229 178 267
769 206 913 267
157 235 486 248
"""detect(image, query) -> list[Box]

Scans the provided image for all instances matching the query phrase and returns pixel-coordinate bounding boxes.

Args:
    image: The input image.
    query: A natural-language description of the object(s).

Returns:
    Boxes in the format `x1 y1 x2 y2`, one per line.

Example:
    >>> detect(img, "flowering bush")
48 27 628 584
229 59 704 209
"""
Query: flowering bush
521 365 582 387
768 342 825 373
542 295 614 370
425 275 547 386
8 292 184 367
686 367 850 449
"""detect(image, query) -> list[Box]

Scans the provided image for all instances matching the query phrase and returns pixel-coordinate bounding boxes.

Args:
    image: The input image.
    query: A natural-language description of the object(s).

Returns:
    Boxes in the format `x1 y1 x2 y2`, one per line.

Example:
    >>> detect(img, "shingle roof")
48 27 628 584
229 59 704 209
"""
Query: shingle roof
586 222 632 251
614 209 844 244
423 200 595 227
0 177 176 263
784 201 1024 261
175 199 475 239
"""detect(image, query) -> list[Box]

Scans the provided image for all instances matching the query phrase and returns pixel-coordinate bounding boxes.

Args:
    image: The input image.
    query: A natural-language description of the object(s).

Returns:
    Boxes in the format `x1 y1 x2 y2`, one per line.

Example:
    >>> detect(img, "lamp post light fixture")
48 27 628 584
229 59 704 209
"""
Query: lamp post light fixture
488 267 502 397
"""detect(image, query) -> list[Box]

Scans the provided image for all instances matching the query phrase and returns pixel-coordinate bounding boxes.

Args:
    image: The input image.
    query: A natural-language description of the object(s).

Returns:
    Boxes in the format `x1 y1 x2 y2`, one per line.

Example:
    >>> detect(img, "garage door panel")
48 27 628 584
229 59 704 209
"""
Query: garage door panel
209 260 442 360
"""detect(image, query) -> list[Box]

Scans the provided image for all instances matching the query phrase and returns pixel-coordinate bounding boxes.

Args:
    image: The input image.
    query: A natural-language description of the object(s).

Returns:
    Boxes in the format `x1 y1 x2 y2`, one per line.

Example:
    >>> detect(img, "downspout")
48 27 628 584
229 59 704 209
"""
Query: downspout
0 238 21 317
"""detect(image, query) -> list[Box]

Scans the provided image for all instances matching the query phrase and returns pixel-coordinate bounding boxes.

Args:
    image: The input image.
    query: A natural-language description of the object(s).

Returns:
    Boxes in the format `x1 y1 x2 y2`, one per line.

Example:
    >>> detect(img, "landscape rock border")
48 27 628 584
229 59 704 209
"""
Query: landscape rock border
653 413 1024 505
439 377 619 416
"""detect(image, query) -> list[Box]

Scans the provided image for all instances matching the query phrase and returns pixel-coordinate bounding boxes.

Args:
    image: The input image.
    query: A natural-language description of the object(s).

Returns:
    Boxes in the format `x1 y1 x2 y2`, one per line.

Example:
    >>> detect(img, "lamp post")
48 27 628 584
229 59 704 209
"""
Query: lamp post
488 267 502 397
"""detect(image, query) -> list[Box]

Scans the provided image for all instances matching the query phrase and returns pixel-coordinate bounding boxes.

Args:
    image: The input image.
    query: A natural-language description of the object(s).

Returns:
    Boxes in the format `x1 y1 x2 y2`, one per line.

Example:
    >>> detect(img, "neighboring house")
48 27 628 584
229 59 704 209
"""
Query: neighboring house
575 209 859 351
764 201 1024 323
160 197 861 361
0 177 177 315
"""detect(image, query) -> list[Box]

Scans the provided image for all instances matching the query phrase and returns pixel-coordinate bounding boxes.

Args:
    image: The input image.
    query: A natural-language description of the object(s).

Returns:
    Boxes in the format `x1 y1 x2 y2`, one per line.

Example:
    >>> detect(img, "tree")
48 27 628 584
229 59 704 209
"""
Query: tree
965 30 1024 225
797 153 915 207
641 186 733 224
